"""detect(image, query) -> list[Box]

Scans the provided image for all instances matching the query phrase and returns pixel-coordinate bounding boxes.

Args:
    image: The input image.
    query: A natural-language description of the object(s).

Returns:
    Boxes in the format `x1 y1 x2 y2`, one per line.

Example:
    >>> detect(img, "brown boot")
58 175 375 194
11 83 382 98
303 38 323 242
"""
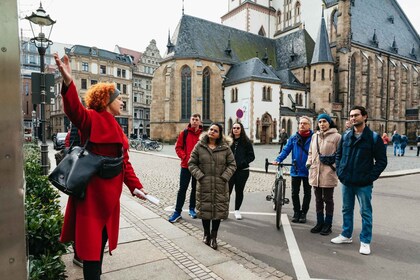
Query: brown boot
210 231 218 250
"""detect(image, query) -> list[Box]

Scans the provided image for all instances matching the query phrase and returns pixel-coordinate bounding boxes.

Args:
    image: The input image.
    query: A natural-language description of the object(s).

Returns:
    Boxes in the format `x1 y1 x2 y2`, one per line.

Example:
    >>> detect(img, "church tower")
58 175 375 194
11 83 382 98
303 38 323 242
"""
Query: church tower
309 7 335 115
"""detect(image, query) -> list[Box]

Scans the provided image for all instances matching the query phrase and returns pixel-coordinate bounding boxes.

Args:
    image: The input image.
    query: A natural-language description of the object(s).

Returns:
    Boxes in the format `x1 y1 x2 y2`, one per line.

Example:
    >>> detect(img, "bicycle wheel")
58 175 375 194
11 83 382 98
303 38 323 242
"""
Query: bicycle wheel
156 142 163 151
135 142 144 151
275 180 283 230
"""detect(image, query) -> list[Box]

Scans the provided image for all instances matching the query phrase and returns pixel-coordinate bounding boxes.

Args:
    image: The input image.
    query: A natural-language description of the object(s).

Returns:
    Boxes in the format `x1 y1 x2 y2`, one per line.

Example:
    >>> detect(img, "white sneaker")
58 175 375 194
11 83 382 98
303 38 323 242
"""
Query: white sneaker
234 210 242 220
359 242 371 255
331 234 353 244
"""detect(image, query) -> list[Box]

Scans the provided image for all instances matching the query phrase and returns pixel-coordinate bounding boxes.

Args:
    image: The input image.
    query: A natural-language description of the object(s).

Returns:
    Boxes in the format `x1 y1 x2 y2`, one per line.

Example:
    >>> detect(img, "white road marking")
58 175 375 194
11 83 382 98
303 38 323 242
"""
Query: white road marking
281 213 311 280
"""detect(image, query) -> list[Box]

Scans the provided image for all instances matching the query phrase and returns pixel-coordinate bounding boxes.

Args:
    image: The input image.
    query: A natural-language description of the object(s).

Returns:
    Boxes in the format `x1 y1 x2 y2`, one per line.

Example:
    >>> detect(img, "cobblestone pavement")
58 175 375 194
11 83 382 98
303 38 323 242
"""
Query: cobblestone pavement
125 151 292 279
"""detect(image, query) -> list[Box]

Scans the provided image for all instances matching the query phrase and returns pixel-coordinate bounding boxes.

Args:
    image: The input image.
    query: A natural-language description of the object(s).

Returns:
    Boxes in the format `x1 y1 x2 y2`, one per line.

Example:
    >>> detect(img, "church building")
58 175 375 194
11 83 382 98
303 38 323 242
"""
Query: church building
151 0 419 143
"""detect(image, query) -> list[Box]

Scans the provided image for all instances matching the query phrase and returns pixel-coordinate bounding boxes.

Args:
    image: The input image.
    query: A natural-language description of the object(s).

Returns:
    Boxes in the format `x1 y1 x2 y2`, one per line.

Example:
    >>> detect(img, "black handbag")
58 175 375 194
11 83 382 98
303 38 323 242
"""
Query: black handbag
316 135 337 170
48 138 124 199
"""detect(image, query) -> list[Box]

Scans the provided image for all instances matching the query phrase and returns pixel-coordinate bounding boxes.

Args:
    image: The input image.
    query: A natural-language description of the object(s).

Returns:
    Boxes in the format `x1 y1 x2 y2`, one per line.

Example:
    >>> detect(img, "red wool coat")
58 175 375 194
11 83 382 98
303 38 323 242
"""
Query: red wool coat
59 82 143 261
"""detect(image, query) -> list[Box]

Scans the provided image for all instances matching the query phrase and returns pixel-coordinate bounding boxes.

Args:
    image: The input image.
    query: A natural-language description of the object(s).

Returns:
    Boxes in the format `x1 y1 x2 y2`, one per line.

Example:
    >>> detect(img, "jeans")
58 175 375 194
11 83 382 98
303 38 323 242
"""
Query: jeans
393 143 401 156
291 176 311 214
175 168 197 213
341 183 373 244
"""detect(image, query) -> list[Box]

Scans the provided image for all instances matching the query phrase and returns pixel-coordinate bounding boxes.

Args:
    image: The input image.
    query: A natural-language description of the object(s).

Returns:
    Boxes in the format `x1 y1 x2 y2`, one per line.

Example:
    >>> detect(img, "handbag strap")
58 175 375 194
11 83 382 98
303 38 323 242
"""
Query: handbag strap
316 134 321 155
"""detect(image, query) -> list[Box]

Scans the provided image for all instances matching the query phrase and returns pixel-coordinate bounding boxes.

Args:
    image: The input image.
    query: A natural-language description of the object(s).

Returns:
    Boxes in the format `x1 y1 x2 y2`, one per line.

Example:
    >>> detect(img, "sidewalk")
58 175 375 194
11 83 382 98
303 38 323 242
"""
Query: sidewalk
61 189 292 280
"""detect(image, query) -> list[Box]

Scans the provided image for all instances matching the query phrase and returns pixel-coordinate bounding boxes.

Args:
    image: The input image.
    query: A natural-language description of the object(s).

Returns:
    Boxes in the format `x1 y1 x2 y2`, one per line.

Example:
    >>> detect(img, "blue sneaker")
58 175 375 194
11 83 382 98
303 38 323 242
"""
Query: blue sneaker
168 211 182 223
189 208 197 219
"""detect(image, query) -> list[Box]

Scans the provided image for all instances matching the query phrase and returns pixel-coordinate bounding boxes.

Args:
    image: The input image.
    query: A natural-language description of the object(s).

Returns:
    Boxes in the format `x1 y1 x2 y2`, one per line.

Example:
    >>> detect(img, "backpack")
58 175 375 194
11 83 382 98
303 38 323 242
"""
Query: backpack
182 128 188 150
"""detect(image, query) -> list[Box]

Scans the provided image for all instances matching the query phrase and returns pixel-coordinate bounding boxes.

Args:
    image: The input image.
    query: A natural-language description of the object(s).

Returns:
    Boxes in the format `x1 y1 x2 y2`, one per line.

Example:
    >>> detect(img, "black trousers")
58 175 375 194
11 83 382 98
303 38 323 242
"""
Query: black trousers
228 169 250 210
83 227 108 280
202 219 221 234
291 176 311 214
175 168 197 213
314 187 334 216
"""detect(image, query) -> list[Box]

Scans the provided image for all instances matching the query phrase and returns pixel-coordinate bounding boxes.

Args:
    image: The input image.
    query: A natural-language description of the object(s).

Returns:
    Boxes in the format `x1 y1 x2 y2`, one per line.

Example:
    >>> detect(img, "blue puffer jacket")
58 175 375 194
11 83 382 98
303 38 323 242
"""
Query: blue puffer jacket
275 131 313 177
336 126 387 187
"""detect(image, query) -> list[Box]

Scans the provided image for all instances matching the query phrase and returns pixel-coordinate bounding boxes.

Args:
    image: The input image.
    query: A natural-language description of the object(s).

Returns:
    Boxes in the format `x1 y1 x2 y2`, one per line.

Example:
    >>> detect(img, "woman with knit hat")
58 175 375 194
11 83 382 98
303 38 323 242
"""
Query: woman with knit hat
306 113 341 235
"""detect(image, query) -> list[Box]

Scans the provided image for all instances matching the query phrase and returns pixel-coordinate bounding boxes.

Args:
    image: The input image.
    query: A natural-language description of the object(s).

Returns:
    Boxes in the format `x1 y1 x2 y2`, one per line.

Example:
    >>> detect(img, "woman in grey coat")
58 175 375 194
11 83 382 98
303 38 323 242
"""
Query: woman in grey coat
188 123 236 249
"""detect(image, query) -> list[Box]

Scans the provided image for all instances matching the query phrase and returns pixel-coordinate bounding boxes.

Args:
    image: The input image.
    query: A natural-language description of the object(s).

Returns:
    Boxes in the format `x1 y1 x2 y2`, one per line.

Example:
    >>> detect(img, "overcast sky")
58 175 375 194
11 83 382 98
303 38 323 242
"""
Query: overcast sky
18 0 419 55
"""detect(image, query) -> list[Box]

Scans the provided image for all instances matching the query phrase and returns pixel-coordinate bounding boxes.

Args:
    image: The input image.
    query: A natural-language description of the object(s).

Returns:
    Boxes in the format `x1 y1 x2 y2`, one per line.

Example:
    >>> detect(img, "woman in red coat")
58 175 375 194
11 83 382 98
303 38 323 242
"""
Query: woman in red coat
54 53 148 279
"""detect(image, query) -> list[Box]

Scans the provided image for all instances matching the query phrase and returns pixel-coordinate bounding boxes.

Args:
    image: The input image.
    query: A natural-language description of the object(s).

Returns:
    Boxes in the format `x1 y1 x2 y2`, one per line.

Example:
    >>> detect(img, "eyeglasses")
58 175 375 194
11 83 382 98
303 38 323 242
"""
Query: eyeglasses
232 127 241 130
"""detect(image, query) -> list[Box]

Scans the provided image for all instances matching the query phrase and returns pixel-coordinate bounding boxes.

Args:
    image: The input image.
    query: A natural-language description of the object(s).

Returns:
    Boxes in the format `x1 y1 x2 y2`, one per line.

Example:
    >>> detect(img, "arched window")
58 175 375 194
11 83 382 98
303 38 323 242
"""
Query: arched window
202 67 211 121
349 54 357 107
268 87 272 101
181 65 192 120
277 10 282 29
263 86 267 100
287 119 292 136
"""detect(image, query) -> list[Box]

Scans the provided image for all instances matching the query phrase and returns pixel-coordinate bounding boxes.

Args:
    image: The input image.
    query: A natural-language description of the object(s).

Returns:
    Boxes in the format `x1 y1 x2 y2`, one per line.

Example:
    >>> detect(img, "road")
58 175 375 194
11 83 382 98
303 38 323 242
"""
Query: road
48 142 420 279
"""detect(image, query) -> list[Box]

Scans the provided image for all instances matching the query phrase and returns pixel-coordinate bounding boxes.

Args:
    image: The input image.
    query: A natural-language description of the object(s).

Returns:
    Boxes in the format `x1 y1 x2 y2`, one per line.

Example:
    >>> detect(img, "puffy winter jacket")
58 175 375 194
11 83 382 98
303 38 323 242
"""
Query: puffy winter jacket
275 131 313 177
188 135 236 220
336 126 387 187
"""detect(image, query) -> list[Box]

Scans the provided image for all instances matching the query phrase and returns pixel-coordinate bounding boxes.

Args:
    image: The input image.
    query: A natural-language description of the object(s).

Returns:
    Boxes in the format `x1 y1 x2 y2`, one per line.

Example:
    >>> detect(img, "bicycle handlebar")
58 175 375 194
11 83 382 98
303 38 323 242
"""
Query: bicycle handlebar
265 158 293 173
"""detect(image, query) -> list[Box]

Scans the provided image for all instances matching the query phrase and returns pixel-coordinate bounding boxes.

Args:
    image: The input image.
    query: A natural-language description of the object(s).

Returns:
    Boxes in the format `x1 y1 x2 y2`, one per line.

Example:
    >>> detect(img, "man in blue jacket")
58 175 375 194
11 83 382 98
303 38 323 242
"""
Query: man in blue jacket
331 106 387 255
273 116 313 223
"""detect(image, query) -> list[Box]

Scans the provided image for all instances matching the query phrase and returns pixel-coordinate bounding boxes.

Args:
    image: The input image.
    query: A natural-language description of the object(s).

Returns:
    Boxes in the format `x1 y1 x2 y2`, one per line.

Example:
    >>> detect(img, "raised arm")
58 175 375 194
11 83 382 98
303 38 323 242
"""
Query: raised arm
54 53 73 86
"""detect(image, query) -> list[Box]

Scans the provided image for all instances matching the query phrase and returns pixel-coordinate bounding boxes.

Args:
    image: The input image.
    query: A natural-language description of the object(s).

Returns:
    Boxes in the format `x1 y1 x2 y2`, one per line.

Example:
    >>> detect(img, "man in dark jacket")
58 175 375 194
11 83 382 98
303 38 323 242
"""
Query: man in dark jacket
274 116 313 223
278 128 288 152
169 113 203 223
331 106 387 255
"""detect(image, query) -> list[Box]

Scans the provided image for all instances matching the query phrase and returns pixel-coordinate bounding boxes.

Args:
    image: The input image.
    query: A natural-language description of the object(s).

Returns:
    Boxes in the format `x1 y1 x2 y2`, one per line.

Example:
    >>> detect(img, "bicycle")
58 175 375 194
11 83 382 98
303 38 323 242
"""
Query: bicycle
143 139 163 151
265 158 293 230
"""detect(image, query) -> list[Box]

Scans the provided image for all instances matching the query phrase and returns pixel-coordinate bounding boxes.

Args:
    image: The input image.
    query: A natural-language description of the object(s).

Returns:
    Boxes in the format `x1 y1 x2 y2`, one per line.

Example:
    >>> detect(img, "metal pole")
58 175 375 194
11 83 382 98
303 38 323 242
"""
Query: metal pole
38 45 49 175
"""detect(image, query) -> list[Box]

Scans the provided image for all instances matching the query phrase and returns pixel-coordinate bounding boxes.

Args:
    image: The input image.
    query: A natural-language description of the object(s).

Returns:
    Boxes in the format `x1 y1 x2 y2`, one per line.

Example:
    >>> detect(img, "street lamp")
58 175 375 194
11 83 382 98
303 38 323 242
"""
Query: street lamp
25 2 56 175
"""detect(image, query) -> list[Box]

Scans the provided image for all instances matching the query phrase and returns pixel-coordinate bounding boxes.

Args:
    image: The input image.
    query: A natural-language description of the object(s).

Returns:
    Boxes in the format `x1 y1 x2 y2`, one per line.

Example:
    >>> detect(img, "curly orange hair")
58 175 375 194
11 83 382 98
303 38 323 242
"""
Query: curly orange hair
84 82 116 111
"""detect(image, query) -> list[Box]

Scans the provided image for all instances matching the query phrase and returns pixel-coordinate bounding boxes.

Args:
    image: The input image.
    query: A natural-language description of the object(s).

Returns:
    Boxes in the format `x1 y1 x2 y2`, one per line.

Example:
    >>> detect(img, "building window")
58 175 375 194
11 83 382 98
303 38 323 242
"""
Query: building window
91 80 97 85
202 67 211 120
181 65 192 120
262 86 272 101
123 84 127 94
122 69 126 78
100 65 106 75
116 83 121 91
231 88 238 103
134 96 137 102
313 69 316 81
81 79 87 89
122 101 127 111
322 69 325 80
117 68 121 77
82 62 89 72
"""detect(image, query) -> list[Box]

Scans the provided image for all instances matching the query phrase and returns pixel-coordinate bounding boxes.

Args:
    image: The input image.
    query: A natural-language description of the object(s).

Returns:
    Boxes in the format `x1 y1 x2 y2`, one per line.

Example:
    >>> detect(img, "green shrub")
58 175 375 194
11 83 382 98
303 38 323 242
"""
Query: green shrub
24 144 68 279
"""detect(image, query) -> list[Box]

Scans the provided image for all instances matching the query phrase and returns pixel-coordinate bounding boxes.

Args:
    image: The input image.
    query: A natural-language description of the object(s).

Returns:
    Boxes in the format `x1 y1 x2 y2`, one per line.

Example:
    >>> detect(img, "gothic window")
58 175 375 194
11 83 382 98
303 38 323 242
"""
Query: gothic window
294 1 301 24
349 54 357 107
262 86 267 101
202 67 211 121
277 10 282 29
181 65 192 120
330 9 338 42
231 88 238 103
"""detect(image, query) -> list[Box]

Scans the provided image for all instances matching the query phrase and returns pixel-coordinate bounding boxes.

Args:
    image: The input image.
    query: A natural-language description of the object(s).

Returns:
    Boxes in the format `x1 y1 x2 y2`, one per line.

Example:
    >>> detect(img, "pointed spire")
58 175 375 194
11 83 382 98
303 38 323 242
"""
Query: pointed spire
224 34 232 57
166 29 175 53
410 44 417 59
391 36 398 53
262 48 269 65
372 29 378 47
182 0 184 16
311 6 334 65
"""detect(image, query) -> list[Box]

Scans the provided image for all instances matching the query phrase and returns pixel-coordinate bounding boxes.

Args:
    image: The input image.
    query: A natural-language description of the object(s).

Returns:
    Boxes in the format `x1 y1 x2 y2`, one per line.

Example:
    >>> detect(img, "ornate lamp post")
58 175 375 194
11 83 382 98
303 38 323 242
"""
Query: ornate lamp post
25 2 56 175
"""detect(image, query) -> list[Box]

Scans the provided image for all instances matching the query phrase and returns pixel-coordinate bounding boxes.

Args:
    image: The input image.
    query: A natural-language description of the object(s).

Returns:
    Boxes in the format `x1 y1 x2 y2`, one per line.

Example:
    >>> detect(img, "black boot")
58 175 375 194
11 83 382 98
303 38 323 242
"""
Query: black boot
320 224 332 235
203 232 210 246
299 212 307 223
291 212 301 223
310 223 324 233
210 231 218 250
